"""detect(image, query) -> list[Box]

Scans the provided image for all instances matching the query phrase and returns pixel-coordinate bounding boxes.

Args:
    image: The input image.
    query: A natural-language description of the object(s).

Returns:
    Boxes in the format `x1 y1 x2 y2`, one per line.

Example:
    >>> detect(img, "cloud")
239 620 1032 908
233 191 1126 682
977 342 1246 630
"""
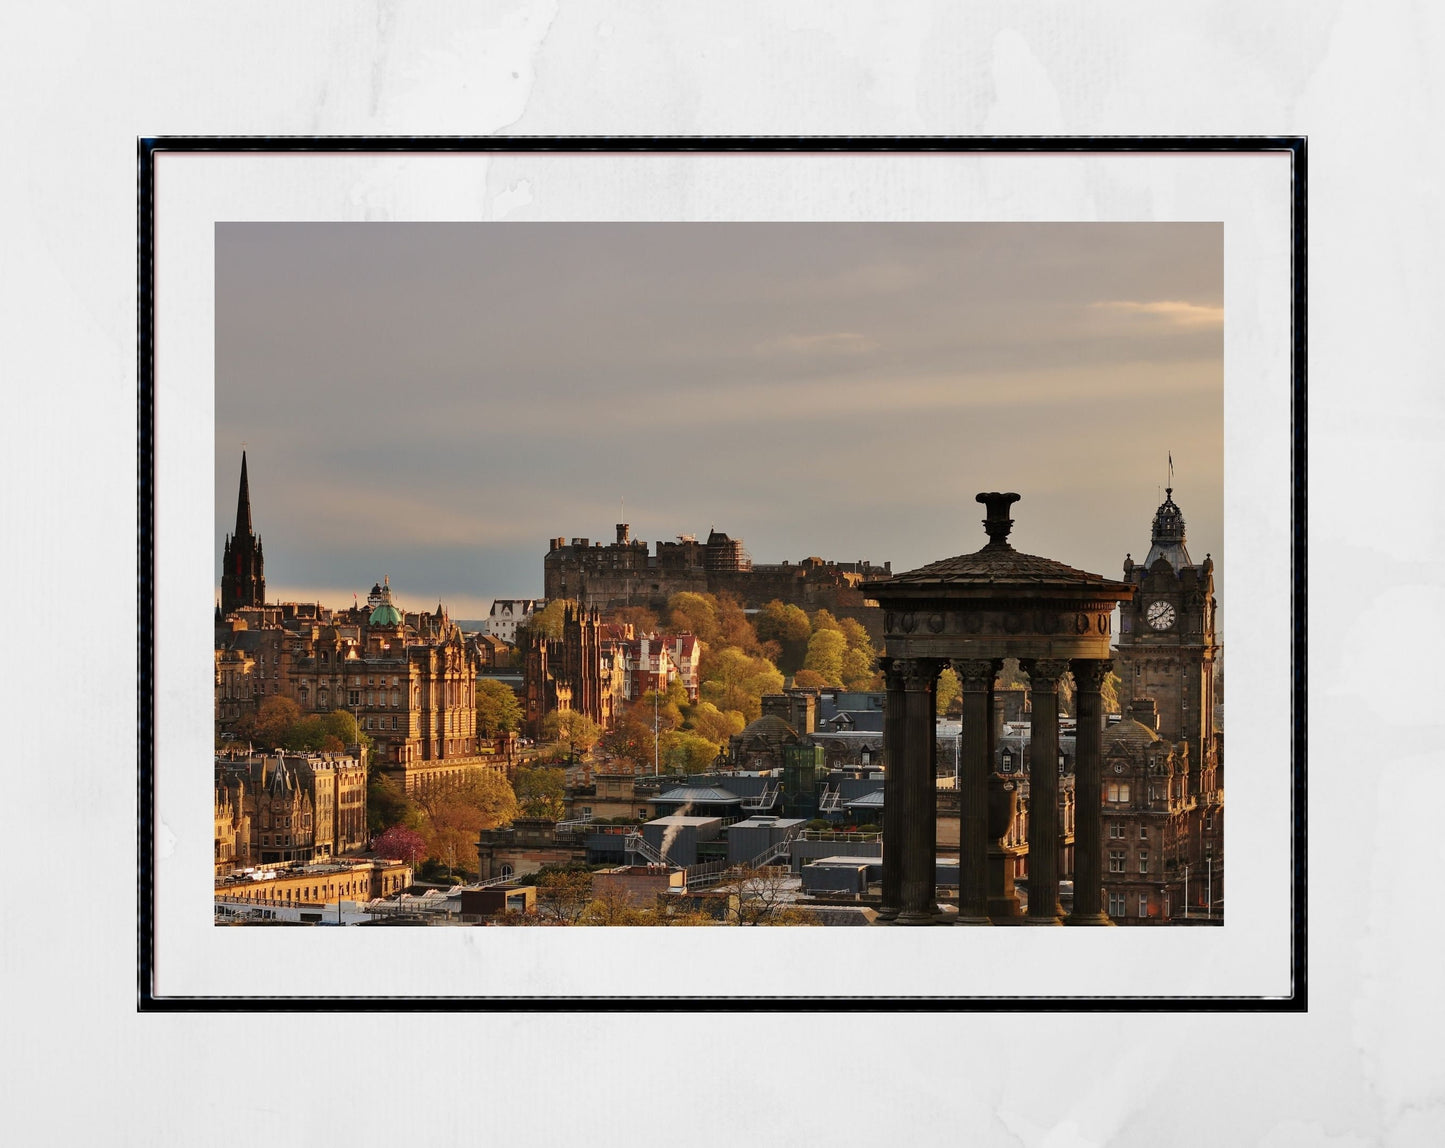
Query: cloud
1090 300 1225 327
753 332 880 356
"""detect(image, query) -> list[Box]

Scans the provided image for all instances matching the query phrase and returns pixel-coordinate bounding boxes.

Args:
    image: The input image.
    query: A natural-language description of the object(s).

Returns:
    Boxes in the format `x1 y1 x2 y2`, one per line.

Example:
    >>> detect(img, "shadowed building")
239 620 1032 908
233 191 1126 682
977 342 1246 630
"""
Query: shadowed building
862 493 1134 926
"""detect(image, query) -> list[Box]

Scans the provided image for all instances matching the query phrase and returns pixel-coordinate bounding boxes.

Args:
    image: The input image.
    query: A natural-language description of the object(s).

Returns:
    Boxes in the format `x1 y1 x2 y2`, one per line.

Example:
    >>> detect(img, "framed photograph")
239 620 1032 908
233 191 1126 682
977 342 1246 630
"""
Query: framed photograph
141 137 1303 1007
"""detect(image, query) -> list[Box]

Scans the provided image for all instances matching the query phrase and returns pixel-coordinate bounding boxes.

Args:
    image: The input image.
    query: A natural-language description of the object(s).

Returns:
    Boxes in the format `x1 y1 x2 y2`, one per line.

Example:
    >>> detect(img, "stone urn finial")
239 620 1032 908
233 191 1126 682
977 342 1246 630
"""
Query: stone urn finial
977 492 1021 549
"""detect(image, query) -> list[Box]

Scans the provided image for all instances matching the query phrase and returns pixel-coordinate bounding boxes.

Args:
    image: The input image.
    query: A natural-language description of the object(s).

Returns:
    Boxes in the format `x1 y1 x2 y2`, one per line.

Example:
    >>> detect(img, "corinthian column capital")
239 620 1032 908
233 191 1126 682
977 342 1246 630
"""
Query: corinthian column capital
1070 658 1112 693
952 658 996 690
1022 658 1070 686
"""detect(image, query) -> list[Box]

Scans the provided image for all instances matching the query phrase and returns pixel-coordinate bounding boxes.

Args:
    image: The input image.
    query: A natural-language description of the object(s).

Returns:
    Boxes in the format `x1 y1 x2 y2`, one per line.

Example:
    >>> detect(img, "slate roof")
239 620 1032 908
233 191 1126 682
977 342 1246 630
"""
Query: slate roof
653 785 743 806
882 544 1126 591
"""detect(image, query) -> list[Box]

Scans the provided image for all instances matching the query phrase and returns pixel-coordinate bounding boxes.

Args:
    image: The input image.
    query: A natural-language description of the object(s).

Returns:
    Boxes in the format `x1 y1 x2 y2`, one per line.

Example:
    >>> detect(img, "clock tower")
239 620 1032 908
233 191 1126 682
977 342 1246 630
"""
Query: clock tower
1115 485 1218 796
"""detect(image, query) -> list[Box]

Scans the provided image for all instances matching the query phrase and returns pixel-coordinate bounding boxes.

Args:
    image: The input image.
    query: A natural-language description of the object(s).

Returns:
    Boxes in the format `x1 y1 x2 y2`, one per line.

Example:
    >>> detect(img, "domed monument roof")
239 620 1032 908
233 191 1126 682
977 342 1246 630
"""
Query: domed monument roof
739 713 799 741
1104 717 1161 752
369 603 403 626
367 576 403 627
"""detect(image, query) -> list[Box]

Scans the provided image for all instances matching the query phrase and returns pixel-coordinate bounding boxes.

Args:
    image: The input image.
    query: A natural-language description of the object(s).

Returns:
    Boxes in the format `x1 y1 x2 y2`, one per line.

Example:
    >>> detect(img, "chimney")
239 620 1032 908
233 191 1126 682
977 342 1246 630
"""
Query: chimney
1129 697 1160 730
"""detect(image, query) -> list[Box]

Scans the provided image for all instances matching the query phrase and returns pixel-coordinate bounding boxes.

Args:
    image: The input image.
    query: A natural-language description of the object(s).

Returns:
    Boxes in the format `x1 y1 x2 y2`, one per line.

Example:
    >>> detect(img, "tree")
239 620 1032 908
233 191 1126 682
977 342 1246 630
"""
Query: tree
723 866 821 926
534 866 595 924
682 699 745 745
578 886 650 926
598 709 660 773
660 729 722 775
791 669 830 689
367 771 422 834
413 769 518 829
712 592 760 654
514 766 566 819
372 824 426 866
518 599 576 643
667 591 721 645
811 608 844 634
610 605 659 637
755 600 812 673
935 667 962 716
541 709 603 758
840 646 880 691
698 647 785 722
253 695 302 748
803 628 848 688
475 679 523 737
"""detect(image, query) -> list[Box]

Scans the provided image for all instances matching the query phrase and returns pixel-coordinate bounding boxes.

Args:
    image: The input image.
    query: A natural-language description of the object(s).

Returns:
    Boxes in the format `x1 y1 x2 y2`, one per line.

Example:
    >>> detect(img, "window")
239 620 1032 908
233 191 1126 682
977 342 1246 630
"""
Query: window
1139 852 1150 874
392 716 399 730
349 690 360 707
1140 825 1149 840
1109 822 1124 839
1108 851 1126 873
1108 892 1125 917
1139 895 1149 918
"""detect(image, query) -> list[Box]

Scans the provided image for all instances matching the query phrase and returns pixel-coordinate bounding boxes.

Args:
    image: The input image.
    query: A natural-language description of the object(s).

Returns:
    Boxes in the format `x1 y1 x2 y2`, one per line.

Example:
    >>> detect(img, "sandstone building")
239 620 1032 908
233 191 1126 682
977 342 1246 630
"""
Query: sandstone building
543 522 890 636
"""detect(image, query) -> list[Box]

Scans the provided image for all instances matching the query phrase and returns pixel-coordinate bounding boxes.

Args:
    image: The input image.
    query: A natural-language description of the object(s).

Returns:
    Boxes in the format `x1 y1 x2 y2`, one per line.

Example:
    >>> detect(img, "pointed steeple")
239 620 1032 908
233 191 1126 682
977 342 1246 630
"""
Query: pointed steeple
235 450 253 538
220 450 265 615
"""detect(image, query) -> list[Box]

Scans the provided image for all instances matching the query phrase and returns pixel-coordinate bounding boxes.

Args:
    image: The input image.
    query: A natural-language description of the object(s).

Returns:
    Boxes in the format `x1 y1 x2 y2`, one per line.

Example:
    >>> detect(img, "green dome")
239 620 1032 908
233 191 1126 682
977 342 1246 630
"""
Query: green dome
369 603 403 627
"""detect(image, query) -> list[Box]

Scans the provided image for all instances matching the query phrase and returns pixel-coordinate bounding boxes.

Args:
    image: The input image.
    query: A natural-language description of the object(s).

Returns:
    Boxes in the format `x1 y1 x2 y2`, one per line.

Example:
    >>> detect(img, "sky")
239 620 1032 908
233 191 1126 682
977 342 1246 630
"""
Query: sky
216 222 1223 624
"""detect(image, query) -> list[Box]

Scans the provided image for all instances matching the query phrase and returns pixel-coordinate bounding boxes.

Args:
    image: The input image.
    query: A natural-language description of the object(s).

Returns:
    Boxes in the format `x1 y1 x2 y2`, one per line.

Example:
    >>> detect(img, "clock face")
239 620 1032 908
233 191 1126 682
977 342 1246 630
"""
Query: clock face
1146 600 1176 631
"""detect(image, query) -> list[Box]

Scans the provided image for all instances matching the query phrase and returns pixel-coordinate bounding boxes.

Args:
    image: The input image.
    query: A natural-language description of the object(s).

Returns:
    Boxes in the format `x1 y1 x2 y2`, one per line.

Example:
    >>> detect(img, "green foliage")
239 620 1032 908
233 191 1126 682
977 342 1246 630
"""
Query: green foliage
514 766 566 819
475 678 523 737
541 709 603 754
698 647 785 723
803 628 848 688
660 729 721 775
935 667 961 715
681 699 745 745
840 645 879 691
519 599 576 643
754 600 811 673
667 591 720 645
367 771 422 834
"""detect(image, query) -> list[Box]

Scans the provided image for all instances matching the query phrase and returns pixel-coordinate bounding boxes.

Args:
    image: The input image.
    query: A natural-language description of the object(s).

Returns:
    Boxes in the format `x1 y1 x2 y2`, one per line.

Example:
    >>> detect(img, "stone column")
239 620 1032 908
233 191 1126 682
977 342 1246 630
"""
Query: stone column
953 658 995 925
1023 658 1068 924
1067 659 1113 925
897 658 943 924
878 656 904 921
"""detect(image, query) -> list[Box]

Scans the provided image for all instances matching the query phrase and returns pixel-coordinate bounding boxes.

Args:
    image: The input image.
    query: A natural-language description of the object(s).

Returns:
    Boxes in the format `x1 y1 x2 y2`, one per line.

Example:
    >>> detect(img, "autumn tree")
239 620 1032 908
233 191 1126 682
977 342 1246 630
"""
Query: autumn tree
802 628 848 688
791 669 831 689
681 699 745 745
533 866 595 924
712 592 760 654
252 695 302 748
754 600 812 673
514 766 566 819
577 886 650 926
367 771 423 834
372 824 426 866
935 667 961 715
660 729 722 775
540 709 603 758
517 599 577 643
610 605 659 637
666 591 720 645
475 678 523 737
698 647 785 722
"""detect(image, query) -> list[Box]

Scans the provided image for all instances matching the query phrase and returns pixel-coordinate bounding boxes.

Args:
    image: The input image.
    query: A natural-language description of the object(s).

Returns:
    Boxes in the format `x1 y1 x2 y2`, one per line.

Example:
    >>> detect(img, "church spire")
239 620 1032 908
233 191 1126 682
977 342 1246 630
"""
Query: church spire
220 450 265 615
235 450 253 538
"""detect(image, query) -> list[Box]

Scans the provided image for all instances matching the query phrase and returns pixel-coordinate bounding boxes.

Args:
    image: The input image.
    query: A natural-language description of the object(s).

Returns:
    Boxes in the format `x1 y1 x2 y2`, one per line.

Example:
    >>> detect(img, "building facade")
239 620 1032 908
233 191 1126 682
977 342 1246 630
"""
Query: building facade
1112 483 1224 920
543 522 890 637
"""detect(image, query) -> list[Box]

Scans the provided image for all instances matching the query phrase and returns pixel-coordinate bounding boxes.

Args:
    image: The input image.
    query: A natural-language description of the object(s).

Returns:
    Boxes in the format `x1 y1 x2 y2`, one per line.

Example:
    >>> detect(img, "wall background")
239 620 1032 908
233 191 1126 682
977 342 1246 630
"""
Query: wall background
4 2 1439 1144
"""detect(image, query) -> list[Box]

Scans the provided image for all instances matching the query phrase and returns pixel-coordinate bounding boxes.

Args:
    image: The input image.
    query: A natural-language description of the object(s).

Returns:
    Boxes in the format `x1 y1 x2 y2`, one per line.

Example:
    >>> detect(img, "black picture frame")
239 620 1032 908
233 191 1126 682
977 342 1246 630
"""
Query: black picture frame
139 135 1305 1011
